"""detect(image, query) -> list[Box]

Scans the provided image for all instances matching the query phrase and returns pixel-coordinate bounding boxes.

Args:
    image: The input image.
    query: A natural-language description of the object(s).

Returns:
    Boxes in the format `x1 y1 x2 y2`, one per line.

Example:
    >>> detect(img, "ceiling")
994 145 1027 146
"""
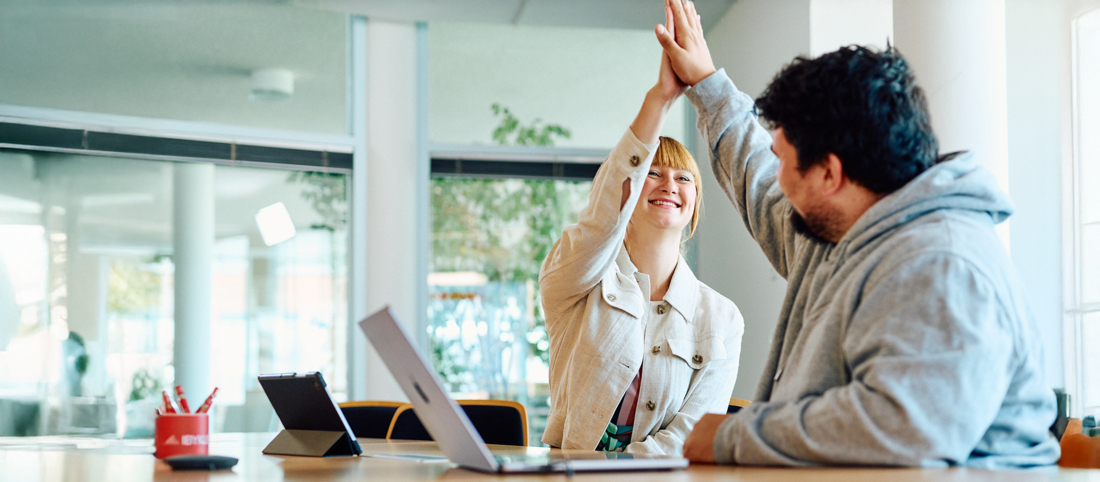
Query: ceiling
299 0 736 31
0 0 735 250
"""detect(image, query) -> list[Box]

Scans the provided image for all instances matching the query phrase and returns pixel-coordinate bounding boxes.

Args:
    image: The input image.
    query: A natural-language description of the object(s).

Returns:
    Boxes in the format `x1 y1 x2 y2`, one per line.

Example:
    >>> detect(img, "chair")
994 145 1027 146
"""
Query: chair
386 399 529 446
339 401 404 439
727 398 752 414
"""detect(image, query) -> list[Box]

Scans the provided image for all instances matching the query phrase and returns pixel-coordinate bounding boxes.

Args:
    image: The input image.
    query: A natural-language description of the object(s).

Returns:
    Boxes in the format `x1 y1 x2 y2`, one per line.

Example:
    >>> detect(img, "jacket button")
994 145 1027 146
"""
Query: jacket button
646 401 655 411
652 345 661 355
630 155 640 166
656 305 665 315
606 294 616 302
692 354 703 364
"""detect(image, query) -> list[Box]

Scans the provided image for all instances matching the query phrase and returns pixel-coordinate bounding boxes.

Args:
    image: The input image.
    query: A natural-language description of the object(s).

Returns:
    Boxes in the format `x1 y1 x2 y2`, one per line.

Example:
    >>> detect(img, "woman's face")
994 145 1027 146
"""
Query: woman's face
632 164 697 233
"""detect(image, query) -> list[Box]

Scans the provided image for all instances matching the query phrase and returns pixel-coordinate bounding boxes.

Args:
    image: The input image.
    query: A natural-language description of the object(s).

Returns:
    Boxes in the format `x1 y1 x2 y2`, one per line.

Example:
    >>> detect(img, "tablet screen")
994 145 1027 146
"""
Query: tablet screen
258 372 357 437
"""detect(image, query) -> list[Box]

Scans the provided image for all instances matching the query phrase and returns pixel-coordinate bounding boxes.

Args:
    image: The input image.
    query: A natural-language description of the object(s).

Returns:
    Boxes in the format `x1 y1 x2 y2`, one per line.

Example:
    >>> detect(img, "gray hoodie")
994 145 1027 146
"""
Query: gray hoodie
688 69 1060 468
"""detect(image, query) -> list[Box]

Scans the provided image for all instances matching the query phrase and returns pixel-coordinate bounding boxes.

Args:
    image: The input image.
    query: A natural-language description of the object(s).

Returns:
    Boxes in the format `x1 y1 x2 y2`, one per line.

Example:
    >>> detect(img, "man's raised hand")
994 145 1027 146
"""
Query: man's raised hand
655 0 716 87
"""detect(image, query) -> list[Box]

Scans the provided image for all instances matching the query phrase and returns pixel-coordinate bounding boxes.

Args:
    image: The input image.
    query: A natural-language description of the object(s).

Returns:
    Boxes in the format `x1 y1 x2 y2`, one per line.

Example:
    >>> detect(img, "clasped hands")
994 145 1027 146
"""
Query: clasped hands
652 0 717 104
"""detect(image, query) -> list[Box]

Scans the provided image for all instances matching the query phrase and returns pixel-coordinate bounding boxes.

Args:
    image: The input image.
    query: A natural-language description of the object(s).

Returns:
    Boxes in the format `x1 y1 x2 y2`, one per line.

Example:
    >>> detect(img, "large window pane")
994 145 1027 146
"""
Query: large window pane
0 150 347 437
1078 10 1100 225
1083 225 1100 305
1082 312 1100 411
429 177 590 446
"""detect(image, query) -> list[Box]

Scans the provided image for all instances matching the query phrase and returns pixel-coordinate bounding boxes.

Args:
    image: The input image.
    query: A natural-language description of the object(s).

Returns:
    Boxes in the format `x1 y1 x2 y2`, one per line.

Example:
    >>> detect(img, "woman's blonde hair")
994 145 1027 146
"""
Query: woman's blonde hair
653 136 703 241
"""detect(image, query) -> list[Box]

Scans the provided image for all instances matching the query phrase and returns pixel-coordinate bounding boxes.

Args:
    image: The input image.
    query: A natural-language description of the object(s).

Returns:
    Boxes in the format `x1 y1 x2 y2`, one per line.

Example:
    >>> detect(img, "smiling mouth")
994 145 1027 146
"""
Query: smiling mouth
650 199 681 208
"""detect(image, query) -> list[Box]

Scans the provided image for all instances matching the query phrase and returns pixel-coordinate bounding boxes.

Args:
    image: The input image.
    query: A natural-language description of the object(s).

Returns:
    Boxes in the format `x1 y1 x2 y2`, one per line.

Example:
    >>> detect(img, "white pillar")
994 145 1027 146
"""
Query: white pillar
892 0 1010 195
172 162 215 400
362 18 419 401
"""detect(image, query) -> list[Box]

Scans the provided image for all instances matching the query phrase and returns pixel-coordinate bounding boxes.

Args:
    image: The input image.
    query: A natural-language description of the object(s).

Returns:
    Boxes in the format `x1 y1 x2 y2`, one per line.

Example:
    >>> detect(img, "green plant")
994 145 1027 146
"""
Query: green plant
107 259 161 314
491 103 572 147
286 171 347 231
427 105 583 389
128 368 162 402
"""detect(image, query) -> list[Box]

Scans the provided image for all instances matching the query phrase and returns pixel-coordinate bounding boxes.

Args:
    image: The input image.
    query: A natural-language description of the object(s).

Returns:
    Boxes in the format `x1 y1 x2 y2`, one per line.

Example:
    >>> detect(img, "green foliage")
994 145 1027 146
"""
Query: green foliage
286 171 348 231
491 103 572 147
107 260 161 314
128 368 162 402
430 178 589 368
427 104 584 382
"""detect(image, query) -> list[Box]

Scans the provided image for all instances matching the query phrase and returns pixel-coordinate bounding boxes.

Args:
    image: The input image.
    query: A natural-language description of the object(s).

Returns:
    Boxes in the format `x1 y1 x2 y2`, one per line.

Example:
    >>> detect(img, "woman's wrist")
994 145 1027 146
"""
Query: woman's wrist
647 85 680 112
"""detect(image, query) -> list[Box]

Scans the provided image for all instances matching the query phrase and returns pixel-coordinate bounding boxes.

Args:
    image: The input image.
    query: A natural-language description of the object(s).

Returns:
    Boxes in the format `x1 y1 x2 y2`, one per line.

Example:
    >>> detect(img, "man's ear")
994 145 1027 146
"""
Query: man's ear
820 153 846 195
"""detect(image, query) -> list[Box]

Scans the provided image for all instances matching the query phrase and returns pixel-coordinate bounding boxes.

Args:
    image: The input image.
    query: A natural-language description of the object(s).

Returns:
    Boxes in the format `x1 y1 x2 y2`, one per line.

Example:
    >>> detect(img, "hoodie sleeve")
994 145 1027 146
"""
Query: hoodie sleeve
686 70 797 278
712 252 1022 466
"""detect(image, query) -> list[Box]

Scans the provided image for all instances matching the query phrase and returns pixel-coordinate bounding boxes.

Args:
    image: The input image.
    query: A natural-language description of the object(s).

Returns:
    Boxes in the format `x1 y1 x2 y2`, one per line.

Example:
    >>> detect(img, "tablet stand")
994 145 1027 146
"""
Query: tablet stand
262 429 359 457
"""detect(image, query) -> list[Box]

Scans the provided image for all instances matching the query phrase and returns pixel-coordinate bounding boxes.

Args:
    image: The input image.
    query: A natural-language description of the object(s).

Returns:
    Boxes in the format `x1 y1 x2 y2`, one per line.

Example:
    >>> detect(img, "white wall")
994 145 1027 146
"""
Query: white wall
696 0 810 400
1005 0 1070 390
811 0 893 55
428 22 686 148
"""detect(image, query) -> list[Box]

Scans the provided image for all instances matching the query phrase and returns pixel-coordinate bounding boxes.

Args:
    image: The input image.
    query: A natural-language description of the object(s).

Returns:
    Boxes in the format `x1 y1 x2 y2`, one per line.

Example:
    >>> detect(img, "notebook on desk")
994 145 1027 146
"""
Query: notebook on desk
357 306 689 474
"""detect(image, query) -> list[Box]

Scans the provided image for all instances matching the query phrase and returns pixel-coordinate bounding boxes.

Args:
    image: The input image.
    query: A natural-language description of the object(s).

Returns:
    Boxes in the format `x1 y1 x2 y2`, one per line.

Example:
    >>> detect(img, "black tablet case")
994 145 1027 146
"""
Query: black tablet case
258 372 362 457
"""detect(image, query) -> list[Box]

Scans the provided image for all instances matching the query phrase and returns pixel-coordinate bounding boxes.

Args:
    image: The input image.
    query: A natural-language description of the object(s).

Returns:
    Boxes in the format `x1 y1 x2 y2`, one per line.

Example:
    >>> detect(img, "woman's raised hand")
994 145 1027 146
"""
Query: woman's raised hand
654 2 688 102
655 0 716 87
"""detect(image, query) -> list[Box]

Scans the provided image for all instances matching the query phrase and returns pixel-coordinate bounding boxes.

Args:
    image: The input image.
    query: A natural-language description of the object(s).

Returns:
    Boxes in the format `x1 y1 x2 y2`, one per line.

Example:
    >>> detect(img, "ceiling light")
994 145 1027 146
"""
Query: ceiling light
250 68 294 101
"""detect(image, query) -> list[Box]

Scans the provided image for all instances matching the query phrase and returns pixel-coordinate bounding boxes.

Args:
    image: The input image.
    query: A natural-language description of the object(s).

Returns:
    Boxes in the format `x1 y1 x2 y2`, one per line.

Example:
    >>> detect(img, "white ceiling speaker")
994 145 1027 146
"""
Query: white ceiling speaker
250 68 294 101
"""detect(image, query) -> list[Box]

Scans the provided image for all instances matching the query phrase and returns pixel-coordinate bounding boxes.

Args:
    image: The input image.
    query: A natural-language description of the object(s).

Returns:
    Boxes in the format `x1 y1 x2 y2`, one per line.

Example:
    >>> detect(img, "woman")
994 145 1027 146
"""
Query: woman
537 11 744 455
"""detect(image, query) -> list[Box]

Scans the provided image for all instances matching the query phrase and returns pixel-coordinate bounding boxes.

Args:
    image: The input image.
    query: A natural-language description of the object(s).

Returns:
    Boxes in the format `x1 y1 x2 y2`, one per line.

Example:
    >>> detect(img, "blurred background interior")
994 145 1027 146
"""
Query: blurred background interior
0 0 1097 446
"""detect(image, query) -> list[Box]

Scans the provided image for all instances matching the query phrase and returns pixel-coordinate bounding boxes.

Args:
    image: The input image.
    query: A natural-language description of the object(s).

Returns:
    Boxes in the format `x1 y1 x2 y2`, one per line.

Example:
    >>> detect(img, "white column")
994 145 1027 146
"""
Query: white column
362 18 419 401
172 162 215 400
892 0 1010 197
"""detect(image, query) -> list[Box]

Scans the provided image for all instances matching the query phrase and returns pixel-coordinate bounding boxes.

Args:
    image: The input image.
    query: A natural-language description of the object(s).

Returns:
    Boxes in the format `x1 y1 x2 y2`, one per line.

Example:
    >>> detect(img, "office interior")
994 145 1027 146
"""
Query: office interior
0 0 1096 448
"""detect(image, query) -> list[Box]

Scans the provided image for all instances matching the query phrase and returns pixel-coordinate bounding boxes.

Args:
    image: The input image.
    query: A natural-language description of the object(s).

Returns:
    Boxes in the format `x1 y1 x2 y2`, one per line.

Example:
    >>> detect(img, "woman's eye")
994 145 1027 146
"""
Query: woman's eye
648 171 659 177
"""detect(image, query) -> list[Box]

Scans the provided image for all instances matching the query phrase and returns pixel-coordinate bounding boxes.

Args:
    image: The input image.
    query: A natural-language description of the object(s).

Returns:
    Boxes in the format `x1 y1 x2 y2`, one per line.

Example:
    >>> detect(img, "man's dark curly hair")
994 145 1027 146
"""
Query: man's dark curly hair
754 45 938 194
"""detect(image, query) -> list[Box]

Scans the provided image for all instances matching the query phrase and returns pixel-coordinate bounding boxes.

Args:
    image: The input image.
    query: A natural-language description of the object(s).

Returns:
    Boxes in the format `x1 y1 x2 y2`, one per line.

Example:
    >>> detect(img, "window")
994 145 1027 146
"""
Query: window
1069 8 1100 418
428 160 595 446
0 134 349 437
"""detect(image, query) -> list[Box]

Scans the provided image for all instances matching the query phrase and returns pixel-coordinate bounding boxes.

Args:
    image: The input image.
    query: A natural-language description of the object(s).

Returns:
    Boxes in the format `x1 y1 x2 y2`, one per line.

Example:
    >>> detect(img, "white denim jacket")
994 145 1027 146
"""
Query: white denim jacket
539 129 744 455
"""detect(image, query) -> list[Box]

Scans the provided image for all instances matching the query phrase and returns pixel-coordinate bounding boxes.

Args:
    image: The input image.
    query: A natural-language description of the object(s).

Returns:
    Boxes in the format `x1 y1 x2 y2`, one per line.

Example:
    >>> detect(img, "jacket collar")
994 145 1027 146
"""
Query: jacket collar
664 255 699 323
615 245 699 323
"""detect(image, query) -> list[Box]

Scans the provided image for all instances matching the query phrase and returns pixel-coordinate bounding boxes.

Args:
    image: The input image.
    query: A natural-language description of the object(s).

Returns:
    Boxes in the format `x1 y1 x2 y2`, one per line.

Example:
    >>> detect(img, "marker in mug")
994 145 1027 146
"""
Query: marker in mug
196 387 219 414
161 391 179 414
175 385 191 413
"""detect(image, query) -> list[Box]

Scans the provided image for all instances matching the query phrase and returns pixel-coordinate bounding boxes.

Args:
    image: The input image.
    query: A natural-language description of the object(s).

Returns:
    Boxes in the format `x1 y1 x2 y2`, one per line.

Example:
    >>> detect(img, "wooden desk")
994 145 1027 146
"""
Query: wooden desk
1 432 1097 482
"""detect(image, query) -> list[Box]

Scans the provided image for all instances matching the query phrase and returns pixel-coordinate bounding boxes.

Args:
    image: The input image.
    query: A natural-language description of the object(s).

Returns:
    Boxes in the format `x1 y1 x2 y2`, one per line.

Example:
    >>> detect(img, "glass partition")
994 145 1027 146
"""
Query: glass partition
429 176 591 445
0 149 348 437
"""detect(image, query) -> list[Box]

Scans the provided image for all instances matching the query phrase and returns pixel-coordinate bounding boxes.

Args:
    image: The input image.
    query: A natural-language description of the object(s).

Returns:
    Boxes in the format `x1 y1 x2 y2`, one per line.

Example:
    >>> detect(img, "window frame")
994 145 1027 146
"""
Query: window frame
1065 7 1100 418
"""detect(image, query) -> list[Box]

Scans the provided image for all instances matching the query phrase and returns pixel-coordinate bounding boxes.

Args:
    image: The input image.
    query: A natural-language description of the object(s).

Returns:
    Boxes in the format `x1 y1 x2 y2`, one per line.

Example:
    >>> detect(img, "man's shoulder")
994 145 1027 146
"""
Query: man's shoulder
875 209 1006 264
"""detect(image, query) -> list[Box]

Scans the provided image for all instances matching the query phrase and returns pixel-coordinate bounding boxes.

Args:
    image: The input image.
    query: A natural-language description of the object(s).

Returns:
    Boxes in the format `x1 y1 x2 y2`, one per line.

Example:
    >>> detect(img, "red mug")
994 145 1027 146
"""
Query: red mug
154 413 209 459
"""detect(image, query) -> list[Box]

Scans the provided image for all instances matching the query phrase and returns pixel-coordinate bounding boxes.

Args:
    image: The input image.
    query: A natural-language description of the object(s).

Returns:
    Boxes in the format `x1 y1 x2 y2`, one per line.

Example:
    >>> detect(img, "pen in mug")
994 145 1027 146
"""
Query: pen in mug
175 385 191 413
161 391 178 414
197 387 219 414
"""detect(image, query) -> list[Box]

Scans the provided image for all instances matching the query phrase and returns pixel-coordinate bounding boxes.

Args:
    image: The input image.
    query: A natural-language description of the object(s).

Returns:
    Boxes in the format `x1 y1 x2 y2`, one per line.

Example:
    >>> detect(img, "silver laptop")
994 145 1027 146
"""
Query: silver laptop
358 306 690 473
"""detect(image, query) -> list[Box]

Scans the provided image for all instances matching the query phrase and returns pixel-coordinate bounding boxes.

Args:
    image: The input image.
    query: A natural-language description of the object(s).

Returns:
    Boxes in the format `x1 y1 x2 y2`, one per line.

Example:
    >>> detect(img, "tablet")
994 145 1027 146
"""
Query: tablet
258 372 361 456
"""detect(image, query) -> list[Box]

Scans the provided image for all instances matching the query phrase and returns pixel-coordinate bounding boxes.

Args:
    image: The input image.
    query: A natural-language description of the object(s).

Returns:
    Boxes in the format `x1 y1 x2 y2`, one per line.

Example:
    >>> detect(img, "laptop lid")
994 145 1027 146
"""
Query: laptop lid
359 306 499 472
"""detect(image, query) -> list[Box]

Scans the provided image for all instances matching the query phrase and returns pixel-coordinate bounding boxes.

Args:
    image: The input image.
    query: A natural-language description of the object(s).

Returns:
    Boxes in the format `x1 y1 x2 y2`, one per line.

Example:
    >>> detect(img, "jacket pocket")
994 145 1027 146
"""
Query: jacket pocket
668 336 727 370
599 274 643 319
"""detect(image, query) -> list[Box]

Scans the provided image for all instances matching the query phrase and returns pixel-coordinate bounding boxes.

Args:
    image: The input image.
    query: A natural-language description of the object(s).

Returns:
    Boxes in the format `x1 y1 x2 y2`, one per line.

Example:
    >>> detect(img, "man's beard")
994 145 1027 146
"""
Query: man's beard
790 204 846 244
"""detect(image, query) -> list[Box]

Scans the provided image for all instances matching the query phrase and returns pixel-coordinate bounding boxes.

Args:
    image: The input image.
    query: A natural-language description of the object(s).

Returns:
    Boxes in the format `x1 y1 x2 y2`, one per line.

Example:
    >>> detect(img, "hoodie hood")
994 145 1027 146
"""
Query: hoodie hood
839 151 1014 254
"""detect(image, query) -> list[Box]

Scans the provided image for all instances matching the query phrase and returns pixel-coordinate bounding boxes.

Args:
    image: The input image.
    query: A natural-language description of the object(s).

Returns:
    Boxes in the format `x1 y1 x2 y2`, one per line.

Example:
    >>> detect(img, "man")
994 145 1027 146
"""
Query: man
656 0 1060 468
